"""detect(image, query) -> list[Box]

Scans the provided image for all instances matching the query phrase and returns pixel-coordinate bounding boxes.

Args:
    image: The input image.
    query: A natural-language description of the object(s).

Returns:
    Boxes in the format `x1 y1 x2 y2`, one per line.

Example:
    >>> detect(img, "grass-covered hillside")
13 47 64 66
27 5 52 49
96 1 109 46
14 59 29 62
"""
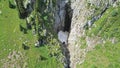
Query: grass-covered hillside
0 0 63 68
77 5 120 68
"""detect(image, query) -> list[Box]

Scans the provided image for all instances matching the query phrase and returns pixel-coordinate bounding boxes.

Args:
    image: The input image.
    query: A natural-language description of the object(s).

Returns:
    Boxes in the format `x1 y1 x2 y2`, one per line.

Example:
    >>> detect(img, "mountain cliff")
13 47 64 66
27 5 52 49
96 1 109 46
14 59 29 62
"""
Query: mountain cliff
0 0 120 68
55 0 120 68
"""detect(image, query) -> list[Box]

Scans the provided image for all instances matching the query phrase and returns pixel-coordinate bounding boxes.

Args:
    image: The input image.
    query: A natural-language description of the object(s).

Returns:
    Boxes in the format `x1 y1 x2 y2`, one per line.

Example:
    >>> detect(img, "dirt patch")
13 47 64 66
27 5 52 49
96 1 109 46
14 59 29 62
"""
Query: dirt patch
2 51 28 68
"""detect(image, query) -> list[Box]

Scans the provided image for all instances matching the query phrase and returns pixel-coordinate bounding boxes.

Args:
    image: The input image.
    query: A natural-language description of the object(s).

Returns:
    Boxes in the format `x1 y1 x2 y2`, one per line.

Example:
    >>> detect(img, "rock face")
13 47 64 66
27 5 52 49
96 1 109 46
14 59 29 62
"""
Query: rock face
68 0 87 67
54 0 67 32
54 0 72 32
58 0 119 68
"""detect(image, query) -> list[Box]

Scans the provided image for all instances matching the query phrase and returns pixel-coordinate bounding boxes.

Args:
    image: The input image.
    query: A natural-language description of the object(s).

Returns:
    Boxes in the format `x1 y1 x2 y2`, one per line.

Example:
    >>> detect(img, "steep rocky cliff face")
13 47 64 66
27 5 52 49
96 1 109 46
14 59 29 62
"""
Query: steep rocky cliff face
55 0 120 68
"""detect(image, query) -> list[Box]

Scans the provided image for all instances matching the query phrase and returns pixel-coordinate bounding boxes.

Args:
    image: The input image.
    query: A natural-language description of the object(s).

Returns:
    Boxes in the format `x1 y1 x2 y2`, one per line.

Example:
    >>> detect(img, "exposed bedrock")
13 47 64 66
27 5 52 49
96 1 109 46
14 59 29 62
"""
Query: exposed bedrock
55 0 119 68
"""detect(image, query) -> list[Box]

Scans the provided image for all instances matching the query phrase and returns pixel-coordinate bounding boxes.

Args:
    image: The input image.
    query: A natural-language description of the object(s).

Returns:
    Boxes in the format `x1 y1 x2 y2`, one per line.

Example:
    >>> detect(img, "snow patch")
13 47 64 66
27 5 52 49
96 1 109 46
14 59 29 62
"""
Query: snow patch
58 30 69 45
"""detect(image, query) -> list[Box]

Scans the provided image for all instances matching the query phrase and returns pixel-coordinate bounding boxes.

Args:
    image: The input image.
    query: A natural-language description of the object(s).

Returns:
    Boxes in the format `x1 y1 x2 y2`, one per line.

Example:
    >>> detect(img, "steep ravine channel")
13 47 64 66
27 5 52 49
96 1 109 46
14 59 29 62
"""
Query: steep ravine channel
60 43 70 68
55 1 73 68
54 0 74 68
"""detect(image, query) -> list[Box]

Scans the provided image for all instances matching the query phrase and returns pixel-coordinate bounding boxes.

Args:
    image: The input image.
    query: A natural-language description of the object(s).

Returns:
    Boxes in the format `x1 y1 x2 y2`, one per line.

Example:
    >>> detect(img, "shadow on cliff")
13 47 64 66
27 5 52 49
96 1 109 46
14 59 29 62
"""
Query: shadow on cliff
62 1 73 68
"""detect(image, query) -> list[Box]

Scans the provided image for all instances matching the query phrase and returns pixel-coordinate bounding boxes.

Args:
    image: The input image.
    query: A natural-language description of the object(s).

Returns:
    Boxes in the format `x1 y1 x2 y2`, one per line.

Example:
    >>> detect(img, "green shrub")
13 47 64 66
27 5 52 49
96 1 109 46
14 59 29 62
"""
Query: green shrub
111 10 118 17
9 0 16 9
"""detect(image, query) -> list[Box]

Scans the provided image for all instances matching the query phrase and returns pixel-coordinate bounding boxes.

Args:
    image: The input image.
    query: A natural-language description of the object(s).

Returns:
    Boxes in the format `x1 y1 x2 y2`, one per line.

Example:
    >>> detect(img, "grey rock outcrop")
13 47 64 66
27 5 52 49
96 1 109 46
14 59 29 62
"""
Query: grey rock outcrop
54 0 69 32
67 0 119 68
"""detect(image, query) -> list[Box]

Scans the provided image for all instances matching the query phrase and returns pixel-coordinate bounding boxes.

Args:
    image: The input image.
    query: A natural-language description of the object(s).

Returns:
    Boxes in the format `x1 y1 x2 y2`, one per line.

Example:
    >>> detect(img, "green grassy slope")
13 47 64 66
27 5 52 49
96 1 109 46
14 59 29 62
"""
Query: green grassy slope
0 0 24 62
0 1 63 68
77 6 120 68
